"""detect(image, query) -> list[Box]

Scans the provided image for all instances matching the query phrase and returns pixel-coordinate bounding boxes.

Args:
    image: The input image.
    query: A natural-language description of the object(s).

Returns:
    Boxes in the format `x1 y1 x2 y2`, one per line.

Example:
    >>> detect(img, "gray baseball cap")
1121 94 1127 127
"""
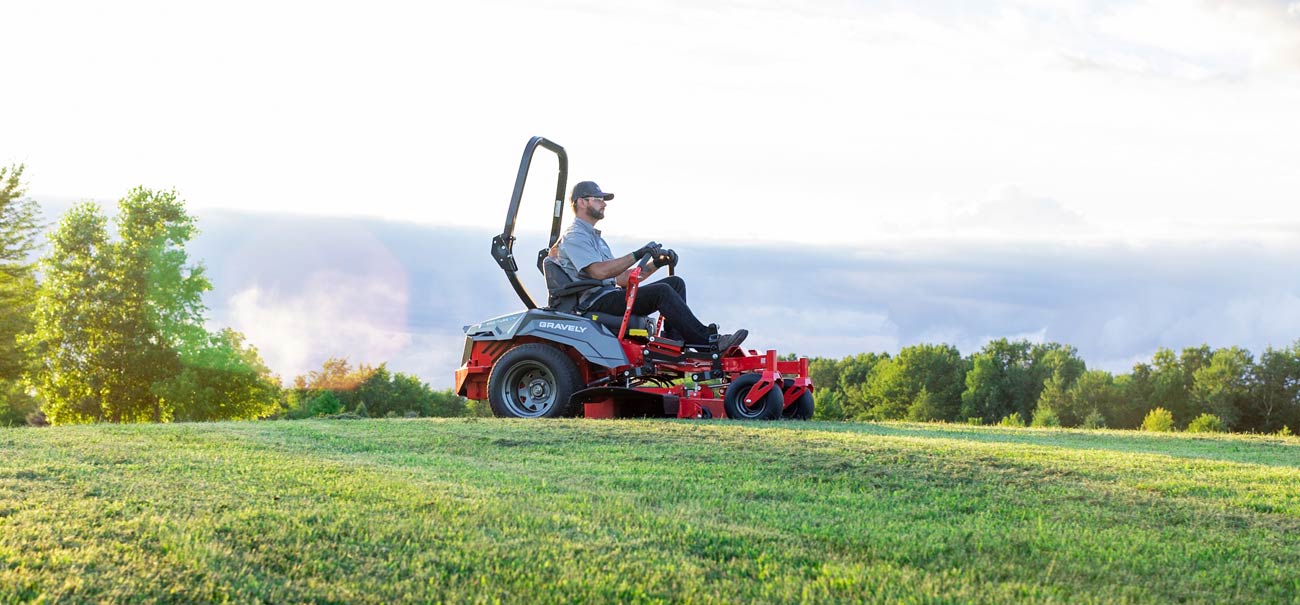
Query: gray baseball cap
571 181 614 202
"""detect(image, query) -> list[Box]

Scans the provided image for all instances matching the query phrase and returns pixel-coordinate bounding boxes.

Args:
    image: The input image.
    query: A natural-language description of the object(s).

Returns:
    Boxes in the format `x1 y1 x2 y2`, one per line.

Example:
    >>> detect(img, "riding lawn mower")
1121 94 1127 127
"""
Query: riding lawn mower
454 137 814 420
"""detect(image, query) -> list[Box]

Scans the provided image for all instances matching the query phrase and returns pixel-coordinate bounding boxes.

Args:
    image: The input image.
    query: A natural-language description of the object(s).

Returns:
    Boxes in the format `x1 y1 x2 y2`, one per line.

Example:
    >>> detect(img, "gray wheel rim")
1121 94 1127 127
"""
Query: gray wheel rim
499 360 558 418
732 384 767 419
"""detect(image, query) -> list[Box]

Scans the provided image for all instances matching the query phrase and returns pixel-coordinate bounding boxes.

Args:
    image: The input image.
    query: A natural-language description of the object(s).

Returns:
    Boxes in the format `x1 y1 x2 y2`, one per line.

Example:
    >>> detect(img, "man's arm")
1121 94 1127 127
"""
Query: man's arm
582 255 660 287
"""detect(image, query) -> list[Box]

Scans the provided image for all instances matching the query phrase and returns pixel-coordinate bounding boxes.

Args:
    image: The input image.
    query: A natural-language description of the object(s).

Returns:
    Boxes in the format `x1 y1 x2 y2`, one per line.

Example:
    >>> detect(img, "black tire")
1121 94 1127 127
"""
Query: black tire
723 373 784 420
779 378 815 420
487 344 584 418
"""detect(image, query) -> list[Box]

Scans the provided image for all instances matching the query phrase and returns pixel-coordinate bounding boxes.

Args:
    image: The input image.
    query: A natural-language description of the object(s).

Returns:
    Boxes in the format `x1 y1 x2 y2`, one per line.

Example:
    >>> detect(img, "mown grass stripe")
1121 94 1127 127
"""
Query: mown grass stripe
1 419 1298 604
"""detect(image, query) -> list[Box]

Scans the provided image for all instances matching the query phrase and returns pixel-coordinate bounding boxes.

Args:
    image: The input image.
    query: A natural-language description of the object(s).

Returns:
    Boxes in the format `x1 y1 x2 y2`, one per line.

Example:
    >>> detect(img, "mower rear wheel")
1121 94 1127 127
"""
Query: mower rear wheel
723 373 784 420
487 344 583 418
779 378 815 420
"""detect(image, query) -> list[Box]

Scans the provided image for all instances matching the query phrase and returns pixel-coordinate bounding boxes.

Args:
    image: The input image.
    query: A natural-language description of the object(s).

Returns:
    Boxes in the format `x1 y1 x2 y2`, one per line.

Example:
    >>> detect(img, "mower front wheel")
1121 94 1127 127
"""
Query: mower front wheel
723 373 784 420
487 344 583 418
780 378 815 420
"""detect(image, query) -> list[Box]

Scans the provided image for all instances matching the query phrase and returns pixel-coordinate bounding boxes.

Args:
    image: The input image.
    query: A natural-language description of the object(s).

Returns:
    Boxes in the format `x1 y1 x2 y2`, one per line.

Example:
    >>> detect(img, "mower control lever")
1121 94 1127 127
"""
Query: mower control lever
652 248 677 269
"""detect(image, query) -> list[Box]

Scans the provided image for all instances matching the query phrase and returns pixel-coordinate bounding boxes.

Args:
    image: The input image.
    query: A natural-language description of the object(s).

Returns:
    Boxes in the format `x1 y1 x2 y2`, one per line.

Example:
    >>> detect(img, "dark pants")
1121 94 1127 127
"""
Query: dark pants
586 275 711 344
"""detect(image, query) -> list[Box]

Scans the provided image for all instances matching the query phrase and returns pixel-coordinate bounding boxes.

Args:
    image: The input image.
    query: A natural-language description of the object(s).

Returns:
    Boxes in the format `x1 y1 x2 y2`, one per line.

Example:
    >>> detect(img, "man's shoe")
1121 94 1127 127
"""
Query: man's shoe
716 329 749 351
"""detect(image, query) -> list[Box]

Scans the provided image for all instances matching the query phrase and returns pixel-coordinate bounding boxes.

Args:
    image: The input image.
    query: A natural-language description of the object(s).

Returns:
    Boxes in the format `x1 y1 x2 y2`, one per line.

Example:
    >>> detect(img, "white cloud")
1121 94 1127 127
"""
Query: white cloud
5 0 1300 251
225 272 411 383
1089 0 1300 78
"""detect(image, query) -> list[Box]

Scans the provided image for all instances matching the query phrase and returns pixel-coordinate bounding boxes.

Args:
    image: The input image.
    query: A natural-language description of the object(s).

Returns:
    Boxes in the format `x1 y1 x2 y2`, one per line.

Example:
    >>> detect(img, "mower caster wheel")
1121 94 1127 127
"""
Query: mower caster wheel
723 373 784 420
779 378 815 420
487 344 583 419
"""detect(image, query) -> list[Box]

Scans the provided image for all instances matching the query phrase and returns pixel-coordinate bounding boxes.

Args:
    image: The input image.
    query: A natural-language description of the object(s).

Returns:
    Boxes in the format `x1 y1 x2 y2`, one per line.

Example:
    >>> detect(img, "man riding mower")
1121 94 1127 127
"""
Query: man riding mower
454 137 814 420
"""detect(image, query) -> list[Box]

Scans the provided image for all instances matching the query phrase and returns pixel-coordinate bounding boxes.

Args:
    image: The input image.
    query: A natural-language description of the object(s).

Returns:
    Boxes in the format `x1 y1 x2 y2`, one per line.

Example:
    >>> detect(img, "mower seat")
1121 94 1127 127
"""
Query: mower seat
542 257 656 338
581 311 657 339
542 256 605 313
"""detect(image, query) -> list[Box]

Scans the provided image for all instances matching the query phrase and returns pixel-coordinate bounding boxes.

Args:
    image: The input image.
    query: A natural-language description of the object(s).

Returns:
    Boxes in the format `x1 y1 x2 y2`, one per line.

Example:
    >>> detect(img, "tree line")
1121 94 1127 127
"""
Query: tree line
0 165 477 426
801 339 1300 434
4 164 1299 432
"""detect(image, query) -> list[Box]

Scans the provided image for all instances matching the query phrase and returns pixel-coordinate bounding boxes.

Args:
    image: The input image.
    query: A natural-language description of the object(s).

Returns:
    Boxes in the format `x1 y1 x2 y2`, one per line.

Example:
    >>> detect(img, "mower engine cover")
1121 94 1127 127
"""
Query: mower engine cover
462 309 636 369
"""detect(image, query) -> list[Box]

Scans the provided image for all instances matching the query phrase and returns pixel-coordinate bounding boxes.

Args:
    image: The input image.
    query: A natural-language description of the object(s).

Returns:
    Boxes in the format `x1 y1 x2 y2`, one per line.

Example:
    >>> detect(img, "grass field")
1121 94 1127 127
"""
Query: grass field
2 419 1298 604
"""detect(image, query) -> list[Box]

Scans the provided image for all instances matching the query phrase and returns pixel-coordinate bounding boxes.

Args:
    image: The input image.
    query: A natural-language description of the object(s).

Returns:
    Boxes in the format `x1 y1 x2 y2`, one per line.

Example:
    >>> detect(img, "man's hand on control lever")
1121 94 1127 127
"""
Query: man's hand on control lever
633 242 662 260
652 248 678 269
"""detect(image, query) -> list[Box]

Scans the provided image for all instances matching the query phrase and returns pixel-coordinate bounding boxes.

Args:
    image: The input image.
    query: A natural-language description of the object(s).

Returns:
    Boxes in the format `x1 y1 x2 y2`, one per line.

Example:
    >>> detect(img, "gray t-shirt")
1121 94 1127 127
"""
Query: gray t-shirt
557 219 619 307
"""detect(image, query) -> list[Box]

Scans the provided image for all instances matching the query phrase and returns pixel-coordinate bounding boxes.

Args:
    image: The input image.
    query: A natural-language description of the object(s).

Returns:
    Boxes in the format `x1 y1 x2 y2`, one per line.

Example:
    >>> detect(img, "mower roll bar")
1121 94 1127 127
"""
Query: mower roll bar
491 136 568 309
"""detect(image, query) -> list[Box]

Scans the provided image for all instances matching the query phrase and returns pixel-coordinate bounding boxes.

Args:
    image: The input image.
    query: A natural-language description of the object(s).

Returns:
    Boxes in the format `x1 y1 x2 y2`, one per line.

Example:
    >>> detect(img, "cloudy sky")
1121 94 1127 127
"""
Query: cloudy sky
7 0 1300 245
6 1 1300 382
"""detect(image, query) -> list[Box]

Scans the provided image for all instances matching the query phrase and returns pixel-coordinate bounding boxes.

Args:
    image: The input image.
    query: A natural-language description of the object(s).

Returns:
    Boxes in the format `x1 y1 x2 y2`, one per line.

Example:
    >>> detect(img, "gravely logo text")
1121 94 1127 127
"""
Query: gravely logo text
538 321 588 334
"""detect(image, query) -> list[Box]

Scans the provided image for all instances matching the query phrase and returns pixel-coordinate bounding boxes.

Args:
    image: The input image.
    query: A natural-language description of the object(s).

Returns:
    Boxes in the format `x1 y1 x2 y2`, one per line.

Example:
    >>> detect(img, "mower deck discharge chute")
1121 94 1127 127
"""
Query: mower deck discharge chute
454 136 814 420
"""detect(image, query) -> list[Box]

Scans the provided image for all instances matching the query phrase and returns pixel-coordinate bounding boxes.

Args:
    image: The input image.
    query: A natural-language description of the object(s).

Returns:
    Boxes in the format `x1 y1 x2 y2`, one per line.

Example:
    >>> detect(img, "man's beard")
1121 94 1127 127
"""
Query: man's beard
590 206 605 220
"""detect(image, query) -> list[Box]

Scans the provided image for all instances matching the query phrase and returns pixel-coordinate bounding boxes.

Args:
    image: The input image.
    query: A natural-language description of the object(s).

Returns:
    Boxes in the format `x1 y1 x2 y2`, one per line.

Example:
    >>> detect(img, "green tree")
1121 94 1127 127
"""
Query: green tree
863 343 967 421
1036 373 1072 426
837 352 889 418
1146 346 1212 427
1068 370 1119 428
807 357 842 398
1031 344 1086 388
0 164 42 421
1112 366 1154 430
27 203 115 423
421 383 469 418
154 329 280 422
1248 342 1300 433
1030 403 1061 427
0 380 39 426
906 386 942 422
108 188 210 422
296 356 374 391
28 188 262 424
960 339 1035 424
1032 345 1086 422
351 365 396 416
1189 347 1252 430
308 391 343 416
813 389 846 421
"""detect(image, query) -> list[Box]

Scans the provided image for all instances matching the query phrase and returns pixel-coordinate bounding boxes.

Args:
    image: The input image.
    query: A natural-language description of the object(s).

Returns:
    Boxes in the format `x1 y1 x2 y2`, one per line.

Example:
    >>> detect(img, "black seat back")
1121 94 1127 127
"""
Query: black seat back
542 257 605 313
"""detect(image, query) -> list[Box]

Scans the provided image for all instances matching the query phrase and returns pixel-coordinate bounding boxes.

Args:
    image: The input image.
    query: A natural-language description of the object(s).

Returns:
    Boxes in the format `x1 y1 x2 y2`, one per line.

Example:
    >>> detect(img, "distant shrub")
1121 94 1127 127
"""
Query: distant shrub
466 399 493 418
906 387 942 422
354 402 369 418
1141 407 1175 432
1031 405 1060 428
1082 410 1106 430
404 410 420 418
1279 426 1294 437
308 392 343 417
812 390 845 421
966 417 984 426
0 381 41 427
385 410 399 419
1186 413 1226 433
999 413 1026 428
288 360 470 418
